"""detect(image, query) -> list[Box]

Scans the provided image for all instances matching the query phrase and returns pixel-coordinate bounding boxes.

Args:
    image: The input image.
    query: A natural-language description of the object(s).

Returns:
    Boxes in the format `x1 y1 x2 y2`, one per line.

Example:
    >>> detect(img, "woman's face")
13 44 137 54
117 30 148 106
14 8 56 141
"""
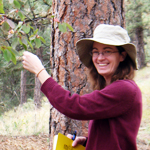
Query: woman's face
92 42 126 84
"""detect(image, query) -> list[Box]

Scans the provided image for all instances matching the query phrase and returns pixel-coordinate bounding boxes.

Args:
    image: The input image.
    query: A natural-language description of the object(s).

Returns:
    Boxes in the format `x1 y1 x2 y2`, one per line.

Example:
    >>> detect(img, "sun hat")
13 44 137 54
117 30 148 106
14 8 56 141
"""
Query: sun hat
76 24 137 69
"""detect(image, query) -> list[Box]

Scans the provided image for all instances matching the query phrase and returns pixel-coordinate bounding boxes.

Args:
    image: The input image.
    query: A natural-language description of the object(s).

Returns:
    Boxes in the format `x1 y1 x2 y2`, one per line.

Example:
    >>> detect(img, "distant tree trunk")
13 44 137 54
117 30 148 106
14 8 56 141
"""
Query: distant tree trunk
34 48 43 108
20 70 27 104
49 0 125 148
34 77 41 108
135 26 146 69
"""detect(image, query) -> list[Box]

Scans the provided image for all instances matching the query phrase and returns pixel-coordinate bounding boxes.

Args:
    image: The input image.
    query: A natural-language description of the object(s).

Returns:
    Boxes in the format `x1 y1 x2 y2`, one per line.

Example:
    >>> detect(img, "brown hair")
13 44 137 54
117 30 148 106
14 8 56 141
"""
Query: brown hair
88 46 136 90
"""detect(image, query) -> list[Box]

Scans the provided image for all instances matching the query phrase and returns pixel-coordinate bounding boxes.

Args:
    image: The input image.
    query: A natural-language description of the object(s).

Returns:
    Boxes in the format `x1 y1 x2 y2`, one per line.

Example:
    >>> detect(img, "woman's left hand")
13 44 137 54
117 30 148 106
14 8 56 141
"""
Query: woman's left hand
22 51 44 75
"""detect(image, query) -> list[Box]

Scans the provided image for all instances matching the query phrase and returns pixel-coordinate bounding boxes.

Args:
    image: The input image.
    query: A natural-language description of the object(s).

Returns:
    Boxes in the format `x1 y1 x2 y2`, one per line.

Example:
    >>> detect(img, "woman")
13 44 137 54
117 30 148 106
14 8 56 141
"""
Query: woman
22 24 142 150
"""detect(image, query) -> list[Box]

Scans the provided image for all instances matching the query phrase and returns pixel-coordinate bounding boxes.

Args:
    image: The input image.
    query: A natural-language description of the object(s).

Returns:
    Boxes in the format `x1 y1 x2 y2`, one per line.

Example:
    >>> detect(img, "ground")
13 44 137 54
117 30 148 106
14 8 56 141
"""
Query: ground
137 138 150 150
0 134 50 150
0 134 150 150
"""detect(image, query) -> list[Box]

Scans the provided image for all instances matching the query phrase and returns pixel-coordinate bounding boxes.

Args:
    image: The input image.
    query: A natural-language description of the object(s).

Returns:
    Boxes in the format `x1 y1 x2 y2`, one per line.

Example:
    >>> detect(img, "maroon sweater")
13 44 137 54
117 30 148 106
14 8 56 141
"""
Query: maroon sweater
41 78 142 150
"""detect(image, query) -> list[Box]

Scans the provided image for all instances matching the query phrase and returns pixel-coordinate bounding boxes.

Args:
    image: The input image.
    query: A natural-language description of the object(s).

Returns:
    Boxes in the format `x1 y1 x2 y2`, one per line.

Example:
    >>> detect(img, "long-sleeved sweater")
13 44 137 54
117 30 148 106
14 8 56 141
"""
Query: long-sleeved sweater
41 78 142 150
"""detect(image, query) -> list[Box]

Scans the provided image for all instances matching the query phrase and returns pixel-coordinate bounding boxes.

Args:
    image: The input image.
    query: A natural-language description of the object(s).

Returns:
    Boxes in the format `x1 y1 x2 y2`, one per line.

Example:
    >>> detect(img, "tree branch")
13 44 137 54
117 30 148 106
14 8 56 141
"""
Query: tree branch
6 12 52 24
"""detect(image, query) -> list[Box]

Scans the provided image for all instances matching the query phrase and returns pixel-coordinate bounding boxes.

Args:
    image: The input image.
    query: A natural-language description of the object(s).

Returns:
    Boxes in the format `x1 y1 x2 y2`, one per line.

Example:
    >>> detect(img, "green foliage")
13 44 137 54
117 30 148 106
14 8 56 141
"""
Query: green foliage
22 24 30 34
0 0 74 64
126 0 143 35
0 59 21 114
0 46 18 64
58 22 74 33
13 0 20 9
0 0 53 114
0 0 51 63
0 0 5 13
0 0 74 115
125 0 150 62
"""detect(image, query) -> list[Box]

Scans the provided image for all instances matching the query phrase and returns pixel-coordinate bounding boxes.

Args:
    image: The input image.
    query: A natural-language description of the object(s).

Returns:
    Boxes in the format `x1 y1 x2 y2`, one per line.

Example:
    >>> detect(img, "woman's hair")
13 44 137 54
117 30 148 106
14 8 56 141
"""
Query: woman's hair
88 46 136 90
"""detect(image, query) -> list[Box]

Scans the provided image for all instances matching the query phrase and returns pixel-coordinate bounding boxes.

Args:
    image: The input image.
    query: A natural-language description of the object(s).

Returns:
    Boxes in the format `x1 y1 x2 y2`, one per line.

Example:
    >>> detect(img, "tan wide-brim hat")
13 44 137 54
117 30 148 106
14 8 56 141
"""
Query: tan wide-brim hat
76 24 137 69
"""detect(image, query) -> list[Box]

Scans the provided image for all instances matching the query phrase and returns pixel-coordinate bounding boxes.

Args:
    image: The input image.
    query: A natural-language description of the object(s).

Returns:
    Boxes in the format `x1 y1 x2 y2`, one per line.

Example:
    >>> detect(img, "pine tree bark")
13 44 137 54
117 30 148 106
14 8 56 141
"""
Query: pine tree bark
20 70 27 104
49 0 125 148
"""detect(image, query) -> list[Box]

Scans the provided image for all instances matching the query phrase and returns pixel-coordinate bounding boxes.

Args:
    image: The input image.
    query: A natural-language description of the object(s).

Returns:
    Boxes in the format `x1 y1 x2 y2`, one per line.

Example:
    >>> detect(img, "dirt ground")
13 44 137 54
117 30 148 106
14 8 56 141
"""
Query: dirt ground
0 134 50 150
0 134 150 150
137 139 150 150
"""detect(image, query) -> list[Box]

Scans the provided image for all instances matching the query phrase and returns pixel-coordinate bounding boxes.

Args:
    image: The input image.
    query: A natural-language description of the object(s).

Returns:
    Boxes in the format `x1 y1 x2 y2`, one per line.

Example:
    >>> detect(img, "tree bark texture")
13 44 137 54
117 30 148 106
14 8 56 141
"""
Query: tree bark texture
50 0 125 149
135 26 146 69
20 70 27 105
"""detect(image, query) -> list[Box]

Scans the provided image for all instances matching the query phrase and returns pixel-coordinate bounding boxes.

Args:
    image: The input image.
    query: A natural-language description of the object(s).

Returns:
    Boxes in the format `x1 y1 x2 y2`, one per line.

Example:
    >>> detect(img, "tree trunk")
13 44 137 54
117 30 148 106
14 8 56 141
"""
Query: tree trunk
50 0 125 148
34 48 43 108
34 77 42 108
20 70 27 104
135 26 146 69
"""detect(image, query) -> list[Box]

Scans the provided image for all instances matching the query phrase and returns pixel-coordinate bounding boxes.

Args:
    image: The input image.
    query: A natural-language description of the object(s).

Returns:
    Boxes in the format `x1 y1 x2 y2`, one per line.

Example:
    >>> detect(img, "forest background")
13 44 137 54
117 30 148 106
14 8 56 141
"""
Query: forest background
0 0 150 149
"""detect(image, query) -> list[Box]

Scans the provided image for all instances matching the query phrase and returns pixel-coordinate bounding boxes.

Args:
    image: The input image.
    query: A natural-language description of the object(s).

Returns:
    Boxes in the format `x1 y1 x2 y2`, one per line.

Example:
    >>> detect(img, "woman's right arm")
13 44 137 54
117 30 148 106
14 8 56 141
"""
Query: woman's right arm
22 51 51 84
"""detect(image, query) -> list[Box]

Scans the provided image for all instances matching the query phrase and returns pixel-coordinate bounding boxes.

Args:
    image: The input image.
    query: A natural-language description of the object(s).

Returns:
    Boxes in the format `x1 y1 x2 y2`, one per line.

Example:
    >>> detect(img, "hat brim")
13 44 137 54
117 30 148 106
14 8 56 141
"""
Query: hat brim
76 38 137 69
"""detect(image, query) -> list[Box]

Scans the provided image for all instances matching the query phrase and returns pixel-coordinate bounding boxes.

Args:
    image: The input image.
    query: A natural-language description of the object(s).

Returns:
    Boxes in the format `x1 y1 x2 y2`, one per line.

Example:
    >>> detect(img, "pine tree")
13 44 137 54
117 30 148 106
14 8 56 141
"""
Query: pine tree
49 0 125 149
125 0 150 68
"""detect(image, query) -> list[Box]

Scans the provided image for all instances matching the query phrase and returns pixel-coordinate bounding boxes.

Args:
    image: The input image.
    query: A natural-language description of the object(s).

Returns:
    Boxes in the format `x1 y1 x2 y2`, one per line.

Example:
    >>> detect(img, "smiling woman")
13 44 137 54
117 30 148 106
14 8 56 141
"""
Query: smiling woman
22 24 142 150
91 42 126 86
88 43 135 90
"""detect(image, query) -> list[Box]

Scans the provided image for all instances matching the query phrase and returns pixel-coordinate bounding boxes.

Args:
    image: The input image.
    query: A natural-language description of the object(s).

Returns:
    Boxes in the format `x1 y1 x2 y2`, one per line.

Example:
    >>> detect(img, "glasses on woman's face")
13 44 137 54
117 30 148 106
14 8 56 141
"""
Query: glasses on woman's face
90 50 119 57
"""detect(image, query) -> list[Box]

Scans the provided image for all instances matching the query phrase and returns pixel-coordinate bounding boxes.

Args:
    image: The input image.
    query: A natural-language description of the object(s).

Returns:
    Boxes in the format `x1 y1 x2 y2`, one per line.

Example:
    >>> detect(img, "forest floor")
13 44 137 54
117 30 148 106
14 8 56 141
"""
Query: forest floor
0 133 150 150
0 134 50 150
137 139 150 150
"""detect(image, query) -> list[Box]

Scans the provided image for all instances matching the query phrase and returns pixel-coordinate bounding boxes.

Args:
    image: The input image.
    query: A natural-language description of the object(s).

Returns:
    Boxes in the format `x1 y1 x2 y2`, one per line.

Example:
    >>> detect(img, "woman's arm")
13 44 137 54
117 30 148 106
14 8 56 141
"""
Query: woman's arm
41 77 139 120
22 51 51 84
